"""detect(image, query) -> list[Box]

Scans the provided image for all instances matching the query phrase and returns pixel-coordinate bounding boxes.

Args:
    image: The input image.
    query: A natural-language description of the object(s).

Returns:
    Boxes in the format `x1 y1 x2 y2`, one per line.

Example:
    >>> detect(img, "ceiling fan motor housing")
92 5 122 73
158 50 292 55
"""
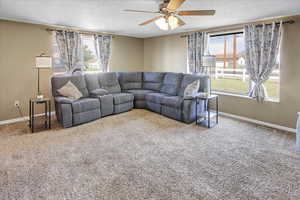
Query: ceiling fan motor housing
160 0 170 12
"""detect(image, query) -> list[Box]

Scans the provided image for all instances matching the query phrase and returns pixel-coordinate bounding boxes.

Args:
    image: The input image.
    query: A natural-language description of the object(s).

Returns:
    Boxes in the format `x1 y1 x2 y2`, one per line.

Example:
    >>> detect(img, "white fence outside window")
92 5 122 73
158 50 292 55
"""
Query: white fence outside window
213 68 279 81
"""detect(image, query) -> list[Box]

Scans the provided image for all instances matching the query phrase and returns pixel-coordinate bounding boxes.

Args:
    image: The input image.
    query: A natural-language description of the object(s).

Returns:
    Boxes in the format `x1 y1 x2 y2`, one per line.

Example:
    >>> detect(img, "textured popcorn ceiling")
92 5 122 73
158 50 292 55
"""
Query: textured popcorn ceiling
0 0 300 38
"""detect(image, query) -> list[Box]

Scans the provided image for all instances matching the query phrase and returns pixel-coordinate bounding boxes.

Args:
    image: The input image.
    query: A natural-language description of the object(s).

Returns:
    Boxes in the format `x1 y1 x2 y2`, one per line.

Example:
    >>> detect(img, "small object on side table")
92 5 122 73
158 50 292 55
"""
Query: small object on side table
29 98 51 133
196 94 219 128
296 112 300 151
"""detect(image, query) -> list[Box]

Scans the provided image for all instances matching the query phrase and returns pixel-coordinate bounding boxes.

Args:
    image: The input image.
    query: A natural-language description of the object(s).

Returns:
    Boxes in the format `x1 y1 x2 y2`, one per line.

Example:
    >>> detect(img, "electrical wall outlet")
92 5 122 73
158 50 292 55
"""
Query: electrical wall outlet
14 100 20 107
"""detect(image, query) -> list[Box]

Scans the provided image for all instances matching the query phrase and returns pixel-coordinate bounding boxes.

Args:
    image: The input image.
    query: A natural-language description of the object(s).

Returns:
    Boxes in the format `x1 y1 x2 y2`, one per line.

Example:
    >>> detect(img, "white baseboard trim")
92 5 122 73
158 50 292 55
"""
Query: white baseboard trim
219 112 296 133
0 112 55 126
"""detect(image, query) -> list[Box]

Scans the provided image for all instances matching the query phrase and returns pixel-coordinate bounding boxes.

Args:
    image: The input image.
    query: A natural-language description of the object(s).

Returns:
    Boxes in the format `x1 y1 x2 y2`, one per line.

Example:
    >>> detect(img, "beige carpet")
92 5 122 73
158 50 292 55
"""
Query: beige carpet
0 109 299 200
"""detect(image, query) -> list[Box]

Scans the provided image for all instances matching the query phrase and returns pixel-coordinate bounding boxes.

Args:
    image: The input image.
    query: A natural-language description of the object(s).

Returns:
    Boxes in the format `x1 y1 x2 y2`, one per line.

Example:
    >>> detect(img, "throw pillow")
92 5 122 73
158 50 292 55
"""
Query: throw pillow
184 80 200 97
57 81 83 100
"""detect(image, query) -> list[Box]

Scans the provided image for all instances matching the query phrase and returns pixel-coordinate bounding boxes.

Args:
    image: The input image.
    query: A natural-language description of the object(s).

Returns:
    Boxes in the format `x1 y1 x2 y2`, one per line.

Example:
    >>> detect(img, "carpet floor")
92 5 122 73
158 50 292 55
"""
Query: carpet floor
0 109 299 200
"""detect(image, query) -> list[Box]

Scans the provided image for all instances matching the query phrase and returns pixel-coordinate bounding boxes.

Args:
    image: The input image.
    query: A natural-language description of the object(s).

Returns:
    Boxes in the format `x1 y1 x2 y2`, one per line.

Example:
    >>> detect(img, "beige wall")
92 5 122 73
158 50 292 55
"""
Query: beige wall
0 20 144 121
144 21 300 129
110 36 144 72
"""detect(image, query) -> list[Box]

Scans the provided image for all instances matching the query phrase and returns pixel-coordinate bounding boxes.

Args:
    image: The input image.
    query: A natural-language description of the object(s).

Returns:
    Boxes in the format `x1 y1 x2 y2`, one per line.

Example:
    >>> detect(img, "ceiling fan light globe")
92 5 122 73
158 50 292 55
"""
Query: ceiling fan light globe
155 17 169 31
168 15 179 30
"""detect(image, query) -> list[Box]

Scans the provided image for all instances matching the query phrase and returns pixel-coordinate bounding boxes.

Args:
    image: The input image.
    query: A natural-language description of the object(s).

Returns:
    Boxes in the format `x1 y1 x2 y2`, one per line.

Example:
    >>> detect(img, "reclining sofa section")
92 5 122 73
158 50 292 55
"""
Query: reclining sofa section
51 72 209 128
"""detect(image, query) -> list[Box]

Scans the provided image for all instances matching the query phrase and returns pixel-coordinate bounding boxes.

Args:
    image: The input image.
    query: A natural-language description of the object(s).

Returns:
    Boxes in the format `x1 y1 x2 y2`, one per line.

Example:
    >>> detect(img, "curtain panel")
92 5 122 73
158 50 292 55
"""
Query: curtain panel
187 32 209 74
244 22 282 102
94 35 112 72
54 30 83 73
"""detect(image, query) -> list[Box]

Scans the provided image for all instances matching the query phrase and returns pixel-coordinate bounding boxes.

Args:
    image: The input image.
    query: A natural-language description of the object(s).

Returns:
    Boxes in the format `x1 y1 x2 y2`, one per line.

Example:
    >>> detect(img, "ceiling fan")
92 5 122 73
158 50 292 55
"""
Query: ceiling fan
124 0 216 31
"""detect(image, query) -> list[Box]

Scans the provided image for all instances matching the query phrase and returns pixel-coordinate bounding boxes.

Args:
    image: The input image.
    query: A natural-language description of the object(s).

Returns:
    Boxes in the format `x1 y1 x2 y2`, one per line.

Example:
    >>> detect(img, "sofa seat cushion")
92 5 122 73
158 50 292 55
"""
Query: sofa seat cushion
125 89 155 100
161 96 183 108
145 93 170 104
112 93 134 105
72 98 100 113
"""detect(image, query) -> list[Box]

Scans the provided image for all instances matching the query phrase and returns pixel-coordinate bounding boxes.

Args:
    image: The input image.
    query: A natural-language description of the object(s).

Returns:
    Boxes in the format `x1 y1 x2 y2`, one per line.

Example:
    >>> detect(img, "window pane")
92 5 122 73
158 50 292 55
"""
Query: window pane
264 63 280 100
81 35 99 71
209 32 249 95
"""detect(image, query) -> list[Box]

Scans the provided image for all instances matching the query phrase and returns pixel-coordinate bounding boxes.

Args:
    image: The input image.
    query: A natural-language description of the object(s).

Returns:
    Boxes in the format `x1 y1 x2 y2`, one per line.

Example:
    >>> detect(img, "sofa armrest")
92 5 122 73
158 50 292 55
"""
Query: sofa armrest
90 88 109 97
55 96 75 104
54 102 73 128
183 92 206 100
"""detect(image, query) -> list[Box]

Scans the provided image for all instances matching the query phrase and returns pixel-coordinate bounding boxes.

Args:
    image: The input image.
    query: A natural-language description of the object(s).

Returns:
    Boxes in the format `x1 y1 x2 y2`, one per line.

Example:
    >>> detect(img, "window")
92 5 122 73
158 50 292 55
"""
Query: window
209 31 280 100
81 35 100 72
52 33 101 72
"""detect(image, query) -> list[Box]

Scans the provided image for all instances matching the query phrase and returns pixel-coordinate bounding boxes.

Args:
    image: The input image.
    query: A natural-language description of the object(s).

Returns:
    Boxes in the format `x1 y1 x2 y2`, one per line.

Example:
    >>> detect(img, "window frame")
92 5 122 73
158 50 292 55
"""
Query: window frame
208 30 280 101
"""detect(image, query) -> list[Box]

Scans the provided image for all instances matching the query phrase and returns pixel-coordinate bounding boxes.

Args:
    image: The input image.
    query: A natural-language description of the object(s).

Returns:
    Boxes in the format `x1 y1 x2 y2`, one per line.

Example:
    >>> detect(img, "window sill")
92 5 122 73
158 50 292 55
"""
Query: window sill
212 91 280 103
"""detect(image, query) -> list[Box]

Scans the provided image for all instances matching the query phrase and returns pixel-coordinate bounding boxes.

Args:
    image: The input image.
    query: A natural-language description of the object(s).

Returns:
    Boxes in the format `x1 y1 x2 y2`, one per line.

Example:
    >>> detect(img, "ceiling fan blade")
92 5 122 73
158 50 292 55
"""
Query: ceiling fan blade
167 0 186 12
124 9 160 14
176 16 186 26
178 10 216 16
139 16 163 26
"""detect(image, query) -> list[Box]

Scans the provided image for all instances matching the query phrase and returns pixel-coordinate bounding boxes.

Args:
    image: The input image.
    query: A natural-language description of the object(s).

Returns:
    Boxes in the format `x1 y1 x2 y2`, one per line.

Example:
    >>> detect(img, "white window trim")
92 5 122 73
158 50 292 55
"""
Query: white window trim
212 91 280 103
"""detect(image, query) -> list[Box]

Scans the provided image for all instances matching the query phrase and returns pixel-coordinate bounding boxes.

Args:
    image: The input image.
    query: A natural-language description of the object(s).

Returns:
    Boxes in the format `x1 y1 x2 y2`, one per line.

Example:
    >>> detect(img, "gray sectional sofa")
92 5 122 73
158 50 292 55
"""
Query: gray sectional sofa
51 72 209 128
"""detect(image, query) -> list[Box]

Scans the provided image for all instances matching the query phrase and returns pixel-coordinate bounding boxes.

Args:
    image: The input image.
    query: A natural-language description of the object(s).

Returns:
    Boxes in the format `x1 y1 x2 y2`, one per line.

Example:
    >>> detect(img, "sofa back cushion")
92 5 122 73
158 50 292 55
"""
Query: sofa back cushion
85 73 101 93
118 72 142 90
98 72 121 94
143 72 165 91
160 72 183 96
178 74 209 96
51 74 89 97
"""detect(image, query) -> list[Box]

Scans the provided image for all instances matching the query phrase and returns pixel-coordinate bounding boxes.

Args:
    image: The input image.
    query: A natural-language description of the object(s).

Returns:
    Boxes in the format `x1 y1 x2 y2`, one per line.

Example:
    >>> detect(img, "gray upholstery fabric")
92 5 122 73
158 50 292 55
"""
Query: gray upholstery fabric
161 96 183 108
84 73 101 93
143 72 165 91
114 102 133 114
160 72 183 96
72 98 100 114
161 106 182 121
51 74 89 97
90 88 109 97
73 109 101 125
182 99 205 123
178 74 209 96
55 96 75 104
134 100 146 109
98 72 121 94
55 103 73 128
125 89 155 101
118 72 143 90
145 93 170 104
99 95 114 117
146 102 161 113
112 93 134 105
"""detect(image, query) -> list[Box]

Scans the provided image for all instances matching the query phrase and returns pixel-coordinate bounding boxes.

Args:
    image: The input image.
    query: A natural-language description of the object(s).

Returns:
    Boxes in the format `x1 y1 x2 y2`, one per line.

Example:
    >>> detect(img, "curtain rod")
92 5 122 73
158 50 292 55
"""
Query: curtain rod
180 19 295 38
46 28 116 38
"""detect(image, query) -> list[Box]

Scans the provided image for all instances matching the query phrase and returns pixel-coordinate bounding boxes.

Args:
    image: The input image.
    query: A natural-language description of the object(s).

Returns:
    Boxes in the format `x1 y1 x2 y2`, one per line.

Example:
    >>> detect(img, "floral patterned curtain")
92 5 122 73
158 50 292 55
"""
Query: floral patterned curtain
244 22 282 102
187 32 209 74
55 30 83 73
94 35 112 72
